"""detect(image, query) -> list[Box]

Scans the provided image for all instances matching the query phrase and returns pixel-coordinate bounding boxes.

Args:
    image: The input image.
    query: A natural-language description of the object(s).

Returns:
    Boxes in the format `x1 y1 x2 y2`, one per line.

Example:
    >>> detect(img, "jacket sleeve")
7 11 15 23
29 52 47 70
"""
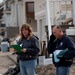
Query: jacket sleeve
47 34 56 54
26 38 40 56
47 40 57 54
63 36 75 60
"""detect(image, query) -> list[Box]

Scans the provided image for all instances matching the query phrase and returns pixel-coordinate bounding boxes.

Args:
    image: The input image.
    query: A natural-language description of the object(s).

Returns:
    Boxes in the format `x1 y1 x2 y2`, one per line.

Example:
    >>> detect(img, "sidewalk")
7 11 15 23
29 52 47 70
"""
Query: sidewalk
0 52 17 75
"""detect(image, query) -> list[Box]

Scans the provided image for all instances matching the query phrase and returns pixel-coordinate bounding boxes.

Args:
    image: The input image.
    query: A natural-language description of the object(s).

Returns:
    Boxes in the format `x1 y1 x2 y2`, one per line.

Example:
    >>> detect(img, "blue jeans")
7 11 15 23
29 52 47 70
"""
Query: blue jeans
19 59 37 75
56 67 70 75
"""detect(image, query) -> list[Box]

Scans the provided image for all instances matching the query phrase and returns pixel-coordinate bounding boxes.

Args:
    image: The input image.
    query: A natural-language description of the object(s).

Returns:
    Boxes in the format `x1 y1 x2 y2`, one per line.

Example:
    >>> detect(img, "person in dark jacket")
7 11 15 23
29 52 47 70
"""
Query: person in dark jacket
47 25 75 75
47 33 56 54
15 23 40 75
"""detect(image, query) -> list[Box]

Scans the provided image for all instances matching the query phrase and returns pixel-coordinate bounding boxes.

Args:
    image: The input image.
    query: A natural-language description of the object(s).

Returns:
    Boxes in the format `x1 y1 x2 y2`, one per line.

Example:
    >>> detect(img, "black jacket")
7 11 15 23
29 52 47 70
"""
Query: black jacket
47 34 56 54
17 36 40 61
47 34 75 67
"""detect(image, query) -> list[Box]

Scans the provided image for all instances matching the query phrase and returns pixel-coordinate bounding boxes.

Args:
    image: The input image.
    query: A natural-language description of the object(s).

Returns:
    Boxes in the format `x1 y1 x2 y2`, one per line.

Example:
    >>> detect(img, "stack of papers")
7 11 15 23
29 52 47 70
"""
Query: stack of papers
53 50 62 63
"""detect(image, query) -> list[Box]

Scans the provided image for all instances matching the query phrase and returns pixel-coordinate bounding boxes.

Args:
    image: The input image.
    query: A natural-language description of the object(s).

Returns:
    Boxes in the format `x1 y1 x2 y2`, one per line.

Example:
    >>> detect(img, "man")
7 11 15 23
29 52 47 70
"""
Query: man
47 26 75 75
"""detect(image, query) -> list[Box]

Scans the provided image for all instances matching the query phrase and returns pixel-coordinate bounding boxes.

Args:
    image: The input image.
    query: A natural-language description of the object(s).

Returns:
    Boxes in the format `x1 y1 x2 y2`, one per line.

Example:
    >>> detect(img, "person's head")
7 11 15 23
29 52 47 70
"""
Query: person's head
20 23 33 40
52 26 63 39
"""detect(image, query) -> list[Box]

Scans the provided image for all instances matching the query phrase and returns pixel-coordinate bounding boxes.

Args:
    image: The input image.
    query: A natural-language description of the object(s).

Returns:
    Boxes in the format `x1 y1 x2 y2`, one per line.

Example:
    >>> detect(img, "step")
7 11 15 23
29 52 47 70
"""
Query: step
66 29 75 35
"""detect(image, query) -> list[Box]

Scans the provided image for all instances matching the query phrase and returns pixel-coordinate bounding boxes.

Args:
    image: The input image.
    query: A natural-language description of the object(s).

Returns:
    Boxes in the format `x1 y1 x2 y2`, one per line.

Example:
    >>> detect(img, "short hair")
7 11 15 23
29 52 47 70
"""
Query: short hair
53 25 62 31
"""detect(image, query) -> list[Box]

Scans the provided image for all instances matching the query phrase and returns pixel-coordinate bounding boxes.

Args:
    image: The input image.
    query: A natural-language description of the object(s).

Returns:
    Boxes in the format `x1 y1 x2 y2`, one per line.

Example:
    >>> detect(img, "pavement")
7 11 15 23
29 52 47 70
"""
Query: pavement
0 52 17 75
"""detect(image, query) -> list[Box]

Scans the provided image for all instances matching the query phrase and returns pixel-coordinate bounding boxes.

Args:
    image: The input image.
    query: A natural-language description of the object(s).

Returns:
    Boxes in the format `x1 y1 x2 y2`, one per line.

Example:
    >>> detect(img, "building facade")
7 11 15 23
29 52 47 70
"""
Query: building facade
0 0 38 38
34 0 75 42
1 0 75 41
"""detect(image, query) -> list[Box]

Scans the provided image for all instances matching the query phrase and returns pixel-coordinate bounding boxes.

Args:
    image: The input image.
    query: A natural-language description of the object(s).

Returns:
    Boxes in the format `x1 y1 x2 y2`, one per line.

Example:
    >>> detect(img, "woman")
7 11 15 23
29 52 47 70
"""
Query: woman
17 23 40 75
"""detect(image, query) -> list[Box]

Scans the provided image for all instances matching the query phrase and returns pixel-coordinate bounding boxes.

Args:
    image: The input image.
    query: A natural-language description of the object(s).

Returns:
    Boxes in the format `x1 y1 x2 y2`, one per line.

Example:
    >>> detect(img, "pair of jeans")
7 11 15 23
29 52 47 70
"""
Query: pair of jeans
56 67 70 75
19 59 37 75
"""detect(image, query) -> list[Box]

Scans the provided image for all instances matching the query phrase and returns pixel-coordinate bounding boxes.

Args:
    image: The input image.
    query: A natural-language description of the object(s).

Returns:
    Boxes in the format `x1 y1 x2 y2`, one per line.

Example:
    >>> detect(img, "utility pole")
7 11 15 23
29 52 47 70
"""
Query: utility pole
46 0 52 38
15 0 19 27
72 0 75 26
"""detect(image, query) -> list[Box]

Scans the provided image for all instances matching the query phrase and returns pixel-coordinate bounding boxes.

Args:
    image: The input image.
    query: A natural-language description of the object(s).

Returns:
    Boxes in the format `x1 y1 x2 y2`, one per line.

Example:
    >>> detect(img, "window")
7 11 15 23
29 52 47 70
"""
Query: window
26 2 34 18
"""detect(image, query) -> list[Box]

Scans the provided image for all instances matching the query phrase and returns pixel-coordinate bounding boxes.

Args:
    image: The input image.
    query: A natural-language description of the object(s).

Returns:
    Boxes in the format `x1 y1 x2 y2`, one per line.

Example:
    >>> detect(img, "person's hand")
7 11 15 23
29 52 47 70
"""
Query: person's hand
21 48 27 53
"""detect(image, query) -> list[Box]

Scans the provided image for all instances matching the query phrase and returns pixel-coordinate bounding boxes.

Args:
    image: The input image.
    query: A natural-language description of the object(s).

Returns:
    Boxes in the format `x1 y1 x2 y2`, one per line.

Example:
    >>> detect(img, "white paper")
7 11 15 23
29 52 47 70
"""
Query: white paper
53 50 62 63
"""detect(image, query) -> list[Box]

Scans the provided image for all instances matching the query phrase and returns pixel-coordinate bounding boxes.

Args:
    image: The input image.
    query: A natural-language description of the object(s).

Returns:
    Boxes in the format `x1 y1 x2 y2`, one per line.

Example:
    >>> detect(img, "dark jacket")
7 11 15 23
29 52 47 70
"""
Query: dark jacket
47 34 56 54
17 36 40 61
47 34 75 67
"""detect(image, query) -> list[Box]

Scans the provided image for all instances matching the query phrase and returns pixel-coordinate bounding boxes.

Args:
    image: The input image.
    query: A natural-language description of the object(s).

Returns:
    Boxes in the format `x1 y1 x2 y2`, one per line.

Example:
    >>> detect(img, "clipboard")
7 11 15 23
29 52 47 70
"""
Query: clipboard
57 48 69 59
11 44 22 53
